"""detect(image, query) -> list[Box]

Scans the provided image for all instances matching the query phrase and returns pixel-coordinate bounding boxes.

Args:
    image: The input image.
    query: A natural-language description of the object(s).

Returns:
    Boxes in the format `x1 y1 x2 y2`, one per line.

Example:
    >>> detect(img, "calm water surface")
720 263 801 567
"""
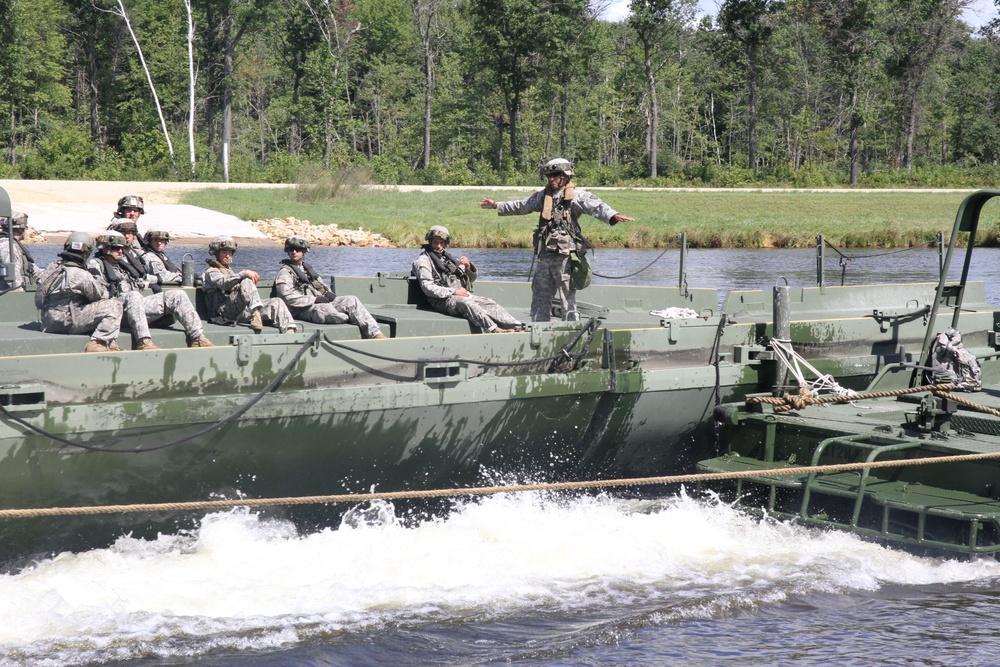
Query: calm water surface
5 245 1000 667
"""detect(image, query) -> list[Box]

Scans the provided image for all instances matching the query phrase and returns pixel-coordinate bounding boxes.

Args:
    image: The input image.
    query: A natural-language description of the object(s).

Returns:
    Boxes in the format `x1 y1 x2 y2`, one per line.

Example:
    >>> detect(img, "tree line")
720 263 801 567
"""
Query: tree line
1 0 998 187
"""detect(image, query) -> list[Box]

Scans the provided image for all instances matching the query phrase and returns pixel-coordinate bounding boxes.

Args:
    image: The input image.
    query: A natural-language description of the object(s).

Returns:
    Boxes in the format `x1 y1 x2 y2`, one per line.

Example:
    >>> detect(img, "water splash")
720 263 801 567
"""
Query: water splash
1 492 997 666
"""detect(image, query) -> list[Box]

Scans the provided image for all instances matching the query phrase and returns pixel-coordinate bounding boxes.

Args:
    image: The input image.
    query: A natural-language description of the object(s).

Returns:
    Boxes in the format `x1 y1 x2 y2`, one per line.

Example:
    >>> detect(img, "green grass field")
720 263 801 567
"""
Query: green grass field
180 187 1000 249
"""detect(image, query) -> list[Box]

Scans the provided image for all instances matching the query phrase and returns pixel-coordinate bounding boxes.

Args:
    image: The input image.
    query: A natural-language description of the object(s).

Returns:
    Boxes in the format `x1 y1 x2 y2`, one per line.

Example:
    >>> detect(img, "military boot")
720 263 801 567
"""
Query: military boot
84 340 108 353
188 335 215 348
249 309 264 332
135 337 160 351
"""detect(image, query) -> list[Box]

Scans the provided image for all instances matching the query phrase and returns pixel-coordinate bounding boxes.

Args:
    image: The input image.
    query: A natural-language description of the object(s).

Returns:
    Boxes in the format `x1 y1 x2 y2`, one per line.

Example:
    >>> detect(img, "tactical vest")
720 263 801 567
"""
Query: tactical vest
280 259 330 296
36 253 87 309
206 259 239 292
535 183 588 254
151 249 181 273
422 246 472 292
93 253 126 298
1 234 34 265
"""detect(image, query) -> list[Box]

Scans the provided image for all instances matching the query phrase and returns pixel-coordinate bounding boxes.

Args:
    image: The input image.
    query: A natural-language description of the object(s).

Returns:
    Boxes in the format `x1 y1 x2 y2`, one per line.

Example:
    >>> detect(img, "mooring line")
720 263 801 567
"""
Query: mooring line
746 382 956 412
6 447 1000 519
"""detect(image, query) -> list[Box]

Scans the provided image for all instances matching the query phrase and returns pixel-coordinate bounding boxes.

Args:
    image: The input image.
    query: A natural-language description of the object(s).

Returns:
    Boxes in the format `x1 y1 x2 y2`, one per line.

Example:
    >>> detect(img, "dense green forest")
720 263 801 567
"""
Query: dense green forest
2 0 1000 187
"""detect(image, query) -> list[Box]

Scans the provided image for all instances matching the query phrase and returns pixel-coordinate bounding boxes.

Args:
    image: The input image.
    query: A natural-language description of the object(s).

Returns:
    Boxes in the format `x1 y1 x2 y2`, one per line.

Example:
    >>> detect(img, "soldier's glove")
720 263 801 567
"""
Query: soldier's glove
313 294 331 304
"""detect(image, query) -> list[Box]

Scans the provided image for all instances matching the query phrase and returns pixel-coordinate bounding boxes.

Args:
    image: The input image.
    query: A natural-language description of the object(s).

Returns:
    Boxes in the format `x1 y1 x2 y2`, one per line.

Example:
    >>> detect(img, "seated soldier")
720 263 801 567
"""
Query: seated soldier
35 232 125 353
412 225 523 333
89 231 214 349
275 235 386 339
0 211 41 291
201 235 295 333
107 217 158 290
142 228 183 285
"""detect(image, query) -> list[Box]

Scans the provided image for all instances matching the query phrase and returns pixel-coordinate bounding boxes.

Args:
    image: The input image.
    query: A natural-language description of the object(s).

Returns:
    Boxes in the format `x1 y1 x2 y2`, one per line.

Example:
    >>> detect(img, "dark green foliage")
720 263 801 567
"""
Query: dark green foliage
0 0 998 186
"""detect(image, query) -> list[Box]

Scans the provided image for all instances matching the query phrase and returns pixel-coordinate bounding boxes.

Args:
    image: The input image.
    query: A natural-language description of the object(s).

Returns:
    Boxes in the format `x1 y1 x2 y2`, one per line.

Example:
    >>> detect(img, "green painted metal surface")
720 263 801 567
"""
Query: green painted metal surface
698 190 1000 558
3 188 999 566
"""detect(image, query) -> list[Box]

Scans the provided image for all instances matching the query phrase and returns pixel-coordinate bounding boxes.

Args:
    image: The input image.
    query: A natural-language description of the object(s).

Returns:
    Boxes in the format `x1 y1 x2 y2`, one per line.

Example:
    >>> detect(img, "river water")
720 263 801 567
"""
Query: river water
5 244 1000 667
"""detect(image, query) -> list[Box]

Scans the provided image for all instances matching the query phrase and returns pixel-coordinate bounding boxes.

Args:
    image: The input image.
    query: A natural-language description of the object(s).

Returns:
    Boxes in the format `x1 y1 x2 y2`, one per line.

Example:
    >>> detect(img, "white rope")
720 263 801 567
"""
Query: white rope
770 338 859 398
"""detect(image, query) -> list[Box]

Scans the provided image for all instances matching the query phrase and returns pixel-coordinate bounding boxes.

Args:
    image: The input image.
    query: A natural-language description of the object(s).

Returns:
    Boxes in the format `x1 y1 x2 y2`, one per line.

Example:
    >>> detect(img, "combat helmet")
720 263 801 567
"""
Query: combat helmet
144 228 171 245
209 235 238 254
425 225 450 244
1 211 27 233
96 230 128 250
64 232 95 255
540 158 574 178
116 195 145 215
284 235 310 252
108 217 138 235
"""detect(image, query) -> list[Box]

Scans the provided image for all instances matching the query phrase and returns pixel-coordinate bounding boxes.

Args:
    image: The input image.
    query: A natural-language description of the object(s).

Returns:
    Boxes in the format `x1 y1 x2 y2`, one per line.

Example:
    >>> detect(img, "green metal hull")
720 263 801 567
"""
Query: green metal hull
1 260 995 566
698 361 1000 558
696 189 1000 559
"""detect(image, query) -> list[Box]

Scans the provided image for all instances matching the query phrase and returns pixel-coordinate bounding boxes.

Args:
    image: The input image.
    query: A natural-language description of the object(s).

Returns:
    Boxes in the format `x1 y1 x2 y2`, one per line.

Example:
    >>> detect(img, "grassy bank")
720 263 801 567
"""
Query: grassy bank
180 187 999 249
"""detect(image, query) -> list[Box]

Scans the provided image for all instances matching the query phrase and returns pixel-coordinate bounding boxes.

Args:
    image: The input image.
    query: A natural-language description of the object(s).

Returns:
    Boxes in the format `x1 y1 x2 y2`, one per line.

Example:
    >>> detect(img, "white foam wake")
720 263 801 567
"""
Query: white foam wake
1 491 997 666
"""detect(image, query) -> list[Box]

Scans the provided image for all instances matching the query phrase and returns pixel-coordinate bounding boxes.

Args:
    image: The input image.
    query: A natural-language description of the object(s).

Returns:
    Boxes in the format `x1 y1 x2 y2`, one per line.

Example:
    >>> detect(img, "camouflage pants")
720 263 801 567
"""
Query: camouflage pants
120 290 205 341
216 278 294 331
435 294 522 332
297 295 383 338
41 300 123 344
530 251 574 322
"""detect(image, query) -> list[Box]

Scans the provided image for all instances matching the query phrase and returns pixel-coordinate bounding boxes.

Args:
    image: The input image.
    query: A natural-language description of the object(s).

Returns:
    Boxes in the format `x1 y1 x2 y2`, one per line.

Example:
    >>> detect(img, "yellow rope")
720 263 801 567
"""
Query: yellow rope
746 382 956 412
934 390 1000 418
9 381 1000 520
5 446 1000 519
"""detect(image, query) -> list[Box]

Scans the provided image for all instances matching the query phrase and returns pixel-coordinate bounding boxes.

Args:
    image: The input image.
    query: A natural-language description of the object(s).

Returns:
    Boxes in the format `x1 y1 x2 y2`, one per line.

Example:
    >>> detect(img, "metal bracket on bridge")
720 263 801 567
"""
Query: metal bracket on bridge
0 384 46 413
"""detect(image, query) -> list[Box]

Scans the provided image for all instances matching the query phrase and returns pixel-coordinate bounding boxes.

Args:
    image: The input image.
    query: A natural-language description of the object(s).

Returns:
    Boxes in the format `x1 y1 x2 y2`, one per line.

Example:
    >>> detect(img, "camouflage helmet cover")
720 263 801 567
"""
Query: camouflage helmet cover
109 217 138 235
1 211 27 231
425 225 450 243
541 158 574 178
144 228 171 244
96 230 128 250
64 231 95 255
284 235 310 252
117 195 145 215
209 235 238 254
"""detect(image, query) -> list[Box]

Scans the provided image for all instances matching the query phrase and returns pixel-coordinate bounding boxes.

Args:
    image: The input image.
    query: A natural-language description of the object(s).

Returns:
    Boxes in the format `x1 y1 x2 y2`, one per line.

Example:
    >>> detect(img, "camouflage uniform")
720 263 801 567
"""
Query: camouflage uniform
201 263 294 330
0 237 40 291
89 253 207 344
35 257 123 344
143 249 184 285
412 249 522 332
495 188 619 322
275 262 383 338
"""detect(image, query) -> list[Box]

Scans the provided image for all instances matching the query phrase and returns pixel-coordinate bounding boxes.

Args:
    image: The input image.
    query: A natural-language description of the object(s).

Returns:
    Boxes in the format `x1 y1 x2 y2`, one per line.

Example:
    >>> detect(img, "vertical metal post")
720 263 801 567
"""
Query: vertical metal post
772 285 791 396
937 231 945 275
816 234 825 293
678 232 688 295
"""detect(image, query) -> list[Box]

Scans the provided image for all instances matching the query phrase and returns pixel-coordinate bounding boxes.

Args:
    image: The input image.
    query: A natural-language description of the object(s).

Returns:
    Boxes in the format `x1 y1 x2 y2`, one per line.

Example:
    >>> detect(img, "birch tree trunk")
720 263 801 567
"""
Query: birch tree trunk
184 0 196 178
114 0 178 178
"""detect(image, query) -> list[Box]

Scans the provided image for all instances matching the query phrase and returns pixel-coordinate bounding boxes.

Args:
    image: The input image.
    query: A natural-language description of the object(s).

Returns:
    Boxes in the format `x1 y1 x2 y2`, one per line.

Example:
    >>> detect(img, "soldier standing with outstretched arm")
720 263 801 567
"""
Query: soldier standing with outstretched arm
479 158 633 323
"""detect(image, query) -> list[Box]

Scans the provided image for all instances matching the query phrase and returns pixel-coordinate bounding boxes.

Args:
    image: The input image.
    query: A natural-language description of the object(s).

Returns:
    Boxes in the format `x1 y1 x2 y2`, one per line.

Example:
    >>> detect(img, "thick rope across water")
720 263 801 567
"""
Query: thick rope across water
6 446 1000 519
747 382 956 412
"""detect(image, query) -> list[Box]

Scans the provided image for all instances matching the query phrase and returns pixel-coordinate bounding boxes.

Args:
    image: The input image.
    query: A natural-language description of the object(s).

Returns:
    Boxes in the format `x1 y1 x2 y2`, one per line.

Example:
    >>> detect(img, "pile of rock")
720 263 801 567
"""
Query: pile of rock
21 227 46 244
250 217 394 248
